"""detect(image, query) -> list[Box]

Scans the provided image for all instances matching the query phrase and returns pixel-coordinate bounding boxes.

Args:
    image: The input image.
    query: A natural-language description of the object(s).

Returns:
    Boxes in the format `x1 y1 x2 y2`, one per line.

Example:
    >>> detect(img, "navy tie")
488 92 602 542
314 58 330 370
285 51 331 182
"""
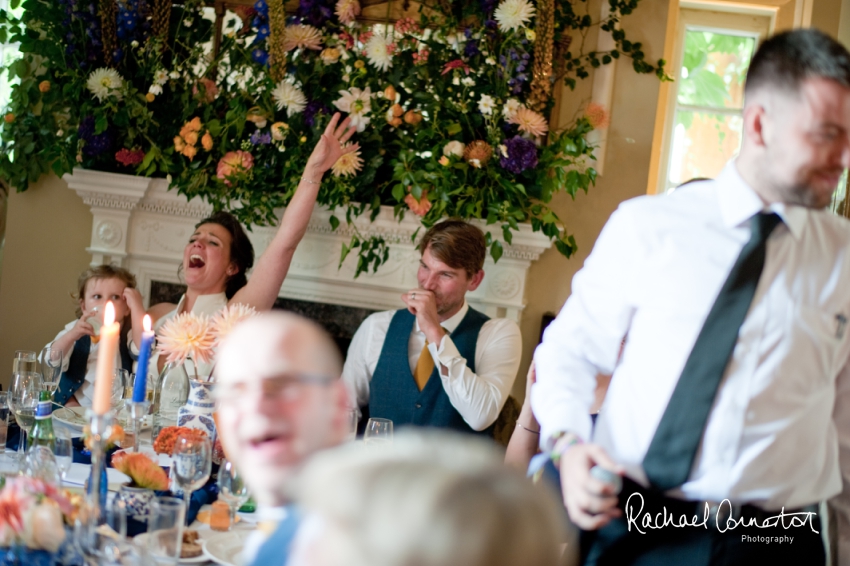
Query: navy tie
643 212 783 491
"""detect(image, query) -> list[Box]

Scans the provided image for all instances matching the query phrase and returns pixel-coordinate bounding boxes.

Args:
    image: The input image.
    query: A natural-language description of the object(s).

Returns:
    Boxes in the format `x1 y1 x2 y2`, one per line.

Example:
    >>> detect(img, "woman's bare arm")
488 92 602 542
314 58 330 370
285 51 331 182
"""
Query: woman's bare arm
230 113 358 310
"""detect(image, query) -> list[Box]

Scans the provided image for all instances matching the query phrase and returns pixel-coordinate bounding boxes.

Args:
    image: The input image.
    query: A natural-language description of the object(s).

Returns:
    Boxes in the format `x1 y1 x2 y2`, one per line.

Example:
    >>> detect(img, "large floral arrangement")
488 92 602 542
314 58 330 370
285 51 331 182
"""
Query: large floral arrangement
0 477 72 553
0 0 665 274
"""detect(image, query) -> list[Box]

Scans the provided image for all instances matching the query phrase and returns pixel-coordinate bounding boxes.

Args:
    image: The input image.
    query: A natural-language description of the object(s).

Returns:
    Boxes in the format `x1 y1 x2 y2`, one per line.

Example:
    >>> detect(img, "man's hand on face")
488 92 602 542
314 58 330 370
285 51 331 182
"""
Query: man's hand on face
401 289 445 345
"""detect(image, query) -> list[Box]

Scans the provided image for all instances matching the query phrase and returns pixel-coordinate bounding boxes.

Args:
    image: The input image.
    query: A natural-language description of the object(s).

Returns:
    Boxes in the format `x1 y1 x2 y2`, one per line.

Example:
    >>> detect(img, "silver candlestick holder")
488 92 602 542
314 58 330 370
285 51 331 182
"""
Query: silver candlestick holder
126 400 150 453
85 411 114 526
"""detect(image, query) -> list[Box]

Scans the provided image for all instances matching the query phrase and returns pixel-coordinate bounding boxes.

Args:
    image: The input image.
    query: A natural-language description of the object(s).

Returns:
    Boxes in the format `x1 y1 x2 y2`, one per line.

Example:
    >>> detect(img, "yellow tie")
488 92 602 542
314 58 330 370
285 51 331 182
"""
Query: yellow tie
413 340 435 390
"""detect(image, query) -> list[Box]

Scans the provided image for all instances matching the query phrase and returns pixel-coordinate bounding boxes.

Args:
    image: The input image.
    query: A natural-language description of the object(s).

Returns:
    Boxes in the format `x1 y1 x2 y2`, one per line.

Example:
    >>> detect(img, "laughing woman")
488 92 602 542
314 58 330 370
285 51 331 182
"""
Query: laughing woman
146 113 358 371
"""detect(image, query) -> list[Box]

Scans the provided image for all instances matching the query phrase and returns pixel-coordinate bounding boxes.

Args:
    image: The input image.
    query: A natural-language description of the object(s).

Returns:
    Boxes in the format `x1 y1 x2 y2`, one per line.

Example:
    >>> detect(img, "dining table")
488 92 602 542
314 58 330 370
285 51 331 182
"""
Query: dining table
0 412 259 566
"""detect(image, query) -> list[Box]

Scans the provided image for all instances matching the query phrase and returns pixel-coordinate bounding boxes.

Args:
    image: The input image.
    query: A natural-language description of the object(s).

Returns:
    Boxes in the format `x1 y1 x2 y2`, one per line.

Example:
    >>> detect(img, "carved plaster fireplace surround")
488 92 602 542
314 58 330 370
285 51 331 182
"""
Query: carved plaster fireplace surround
64 168 553 346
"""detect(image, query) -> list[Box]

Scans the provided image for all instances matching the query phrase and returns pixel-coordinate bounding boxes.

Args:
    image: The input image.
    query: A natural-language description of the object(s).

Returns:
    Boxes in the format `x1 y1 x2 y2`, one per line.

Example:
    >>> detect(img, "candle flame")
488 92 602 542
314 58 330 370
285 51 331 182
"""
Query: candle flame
104 301 115 326
143 314 152 332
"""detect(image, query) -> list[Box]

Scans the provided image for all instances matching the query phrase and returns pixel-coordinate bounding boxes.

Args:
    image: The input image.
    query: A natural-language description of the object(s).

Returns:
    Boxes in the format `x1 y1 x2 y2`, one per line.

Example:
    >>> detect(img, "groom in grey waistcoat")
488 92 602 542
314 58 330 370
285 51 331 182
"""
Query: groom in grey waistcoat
343 220 522 435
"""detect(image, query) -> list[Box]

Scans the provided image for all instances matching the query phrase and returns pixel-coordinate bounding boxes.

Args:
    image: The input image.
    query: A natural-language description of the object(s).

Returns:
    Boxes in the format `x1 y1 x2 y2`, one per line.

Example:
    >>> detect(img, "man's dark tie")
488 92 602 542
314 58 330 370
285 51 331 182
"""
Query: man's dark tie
642 212 782 491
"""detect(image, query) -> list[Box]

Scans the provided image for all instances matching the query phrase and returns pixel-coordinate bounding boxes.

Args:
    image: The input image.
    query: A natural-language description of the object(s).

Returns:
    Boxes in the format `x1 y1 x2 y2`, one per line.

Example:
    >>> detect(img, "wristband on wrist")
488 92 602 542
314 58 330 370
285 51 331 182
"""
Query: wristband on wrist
548 431 583 466
300 176 321 185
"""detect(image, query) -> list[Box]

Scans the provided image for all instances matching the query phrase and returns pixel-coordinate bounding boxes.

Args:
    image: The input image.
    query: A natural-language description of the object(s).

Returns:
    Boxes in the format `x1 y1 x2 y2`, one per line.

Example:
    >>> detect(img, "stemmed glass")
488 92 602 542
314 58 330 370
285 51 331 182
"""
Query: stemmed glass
39 346 64 402
10 371 42 457
217 459 250 528
172 432 211 524
363 418 393 448
54 432 73 486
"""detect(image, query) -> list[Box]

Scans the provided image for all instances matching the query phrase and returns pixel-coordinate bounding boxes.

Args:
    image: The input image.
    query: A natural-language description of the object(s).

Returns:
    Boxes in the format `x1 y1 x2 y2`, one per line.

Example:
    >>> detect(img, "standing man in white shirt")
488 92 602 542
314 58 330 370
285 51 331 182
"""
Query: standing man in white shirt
343 220 521 435
533 29 850 565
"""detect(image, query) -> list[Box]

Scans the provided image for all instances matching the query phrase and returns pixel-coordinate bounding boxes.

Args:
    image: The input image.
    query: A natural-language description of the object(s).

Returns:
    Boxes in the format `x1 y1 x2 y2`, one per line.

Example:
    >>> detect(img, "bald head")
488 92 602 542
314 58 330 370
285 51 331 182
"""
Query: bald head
215 312 347 507
217 311 342 383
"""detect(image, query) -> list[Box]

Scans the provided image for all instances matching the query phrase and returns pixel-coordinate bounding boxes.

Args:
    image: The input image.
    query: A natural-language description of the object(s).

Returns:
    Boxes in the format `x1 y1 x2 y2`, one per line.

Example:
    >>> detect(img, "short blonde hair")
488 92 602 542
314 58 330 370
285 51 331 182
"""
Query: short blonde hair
291 430 567 566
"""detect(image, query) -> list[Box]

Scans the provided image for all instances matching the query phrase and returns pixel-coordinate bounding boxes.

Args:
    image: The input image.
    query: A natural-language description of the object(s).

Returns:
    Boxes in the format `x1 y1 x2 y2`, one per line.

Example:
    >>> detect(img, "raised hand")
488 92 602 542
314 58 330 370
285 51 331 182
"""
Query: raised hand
303 112 359 179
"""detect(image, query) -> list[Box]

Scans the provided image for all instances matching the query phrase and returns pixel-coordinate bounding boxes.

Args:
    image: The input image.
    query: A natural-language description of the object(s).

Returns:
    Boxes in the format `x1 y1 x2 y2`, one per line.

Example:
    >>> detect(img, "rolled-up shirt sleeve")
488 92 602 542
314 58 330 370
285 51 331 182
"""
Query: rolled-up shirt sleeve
429 317 522 431
532 204 642 445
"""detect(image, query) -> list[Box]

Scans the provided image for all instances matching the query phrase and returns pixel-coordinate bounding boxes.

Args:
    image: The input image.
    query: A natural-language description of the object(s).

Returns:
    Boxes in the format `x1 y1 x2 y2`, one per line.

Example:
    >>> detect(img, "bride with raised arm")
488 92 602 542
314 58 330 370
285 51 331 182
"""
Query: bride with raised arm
145 113 357 377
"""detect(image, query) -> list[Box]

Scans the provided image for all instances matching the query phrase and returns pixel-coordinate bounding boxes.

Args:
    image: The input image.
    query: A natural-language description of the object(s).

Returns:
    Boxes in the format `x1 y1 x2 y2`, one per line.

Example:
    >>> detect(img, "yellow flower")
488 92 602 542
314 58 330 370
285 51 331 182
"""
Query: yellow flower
354 60 365 69
183 131 199 146
525 29 536 41
38 81 51 93
509 108 549 137
331 144 364 177
300 136 307 143
201 131 213 151
173 136 186 152
156 312 216 365
439 156 450 166
145 92 155 102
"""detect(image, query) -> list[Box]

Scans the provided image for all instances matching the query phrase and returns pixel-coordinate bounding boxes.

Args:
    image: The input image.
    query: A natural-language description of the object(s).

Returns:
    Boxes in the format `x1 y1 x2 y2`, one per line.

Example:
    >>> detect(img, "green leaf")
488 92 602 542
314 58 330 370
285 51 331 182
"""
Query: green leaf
329 215 340 231
490 241 503 262
446 122 462 136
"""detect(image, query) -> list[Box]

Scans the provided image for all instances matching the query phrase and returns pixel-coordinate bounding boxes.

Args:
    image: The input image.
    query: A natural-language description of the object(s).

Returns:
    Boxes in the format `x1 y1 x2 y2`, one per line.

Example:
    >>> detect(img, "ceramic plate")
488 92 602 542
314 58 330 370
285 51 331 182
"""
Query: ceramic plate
203 530 250 566
134 532 208 564
53 406 89 430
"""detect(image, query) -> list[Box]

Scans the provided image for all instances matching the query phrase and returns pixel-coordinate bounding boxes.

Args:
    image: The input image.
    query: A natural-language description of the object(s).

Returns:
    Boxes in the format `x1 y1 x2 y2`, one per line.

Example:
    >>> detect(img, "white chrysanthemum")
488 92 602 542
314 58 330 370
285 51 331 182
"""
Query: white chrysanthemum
272 81 307 117
503 98 524 119
478 94 496 115
210 303 258 342
86 68 124 101
333 87 373 132
157 312 216 365
154 70 168 85
331 144 364 177
365 34 393 72
494 0 535 32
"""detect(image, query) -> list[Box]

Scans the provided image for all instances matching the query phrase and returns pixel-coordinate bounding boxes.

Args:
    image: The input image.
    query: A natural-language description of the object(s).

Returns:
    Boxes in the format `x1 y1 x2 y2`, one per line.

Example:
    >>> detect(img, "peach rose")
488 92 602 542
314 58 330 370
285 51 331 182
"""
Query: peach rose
217 150 254 185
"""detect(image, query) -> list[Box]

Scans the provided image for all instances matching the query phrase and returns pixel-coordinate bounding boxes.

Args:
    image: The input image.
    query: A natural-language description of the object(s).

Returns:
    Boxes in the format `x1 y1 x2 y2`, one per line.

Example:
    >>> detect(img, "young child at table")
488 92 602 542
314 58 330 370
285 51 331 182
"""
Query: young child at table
46 265 147 408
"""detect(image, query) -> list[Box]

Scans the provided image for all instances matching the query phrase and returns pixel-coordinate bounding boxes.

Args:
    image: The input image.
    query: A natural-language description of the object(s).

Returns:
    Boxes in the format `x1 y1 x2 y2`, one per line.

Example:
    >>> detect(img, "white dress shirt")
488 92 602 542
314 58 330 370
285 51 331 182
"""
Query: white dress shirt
533 161 850 525
343 301 522 431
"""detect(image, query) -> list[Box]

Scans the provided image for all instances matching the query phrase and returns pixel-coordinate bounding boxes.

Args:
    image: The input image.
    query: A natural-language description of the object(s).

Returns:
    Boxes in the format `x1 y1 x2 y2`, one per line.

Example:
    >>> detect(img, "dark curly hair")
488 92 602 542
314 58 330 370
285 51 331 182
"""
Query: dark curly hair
192 211 255 299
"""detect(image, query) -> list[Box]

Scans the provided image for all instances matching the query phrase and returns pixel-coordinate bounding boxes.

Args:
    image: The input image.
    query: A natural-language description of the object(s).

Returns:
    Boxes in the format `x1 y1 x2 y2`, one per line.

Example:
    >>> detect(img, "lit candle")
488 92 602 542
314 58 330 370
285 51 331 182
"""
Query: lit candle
133 315 154 403
93 301 120 415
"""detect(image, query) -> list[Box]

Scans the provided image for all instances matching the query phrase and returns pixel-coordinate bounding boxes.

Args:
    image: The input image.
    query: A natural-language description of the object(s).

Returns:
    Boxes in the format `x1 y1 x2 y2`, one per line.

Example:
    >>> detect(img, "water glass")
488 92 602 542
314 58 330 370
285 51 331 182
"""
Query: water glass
147 496 185 565
217 459 250 528
10 370 42 456
346 409 358 441
0 391 9 455
113 369 130 408
172 432 211 523
12 351 36 373
363 418 393 447
54 432 73 484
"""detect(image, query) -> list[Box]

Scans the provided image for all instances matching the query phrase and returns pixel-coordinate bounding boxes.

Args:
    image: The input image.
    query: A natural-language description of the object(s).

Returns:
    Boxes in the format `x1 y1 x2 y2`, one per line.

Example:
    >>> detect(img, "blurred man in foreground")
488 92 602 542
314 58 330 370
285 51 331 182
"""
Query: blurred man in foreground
216 312 349 566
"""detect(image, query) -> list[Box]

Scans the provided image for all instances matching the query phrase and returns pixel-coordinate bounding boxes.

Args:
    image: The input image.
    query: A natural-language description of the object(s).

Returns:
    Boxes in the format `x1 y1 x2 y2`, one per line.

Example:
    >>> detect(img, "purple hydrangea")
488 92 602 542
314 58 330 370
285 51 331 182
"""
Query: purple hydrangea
500 136 538 174
297 0 333 27
250 131 272 145
303 100 330 128
78 116 115 157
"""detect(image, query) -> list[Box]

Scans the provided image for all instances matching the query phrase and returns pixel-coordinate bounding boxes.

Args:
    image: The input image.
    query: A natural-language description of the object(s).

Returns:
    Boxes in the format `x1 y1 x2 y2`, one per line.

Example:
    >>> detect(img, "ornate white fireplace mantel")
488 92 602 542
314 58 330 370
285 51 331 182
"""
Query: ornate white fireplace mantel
64 168 553 322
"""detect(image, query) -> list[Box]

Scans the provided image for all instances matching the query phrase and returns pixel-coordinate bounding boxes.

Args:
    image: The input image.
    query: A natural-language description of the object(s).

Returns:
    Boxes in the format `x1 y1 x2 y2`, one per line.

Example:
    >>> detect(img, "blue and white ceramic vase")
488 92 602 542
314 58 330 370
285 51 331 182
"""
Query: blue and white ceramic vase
177 379 217 443
117 483 154 522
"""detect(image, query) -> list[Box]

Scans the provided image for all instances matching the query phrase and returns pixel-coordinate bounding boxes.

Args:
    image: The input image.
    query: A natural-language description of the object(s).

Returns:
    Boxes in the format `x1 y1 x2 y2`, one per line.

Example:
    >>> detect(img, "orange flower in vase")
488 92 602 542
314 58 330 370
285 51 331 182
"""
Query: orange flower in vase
111 452 169 490
216 151 255 186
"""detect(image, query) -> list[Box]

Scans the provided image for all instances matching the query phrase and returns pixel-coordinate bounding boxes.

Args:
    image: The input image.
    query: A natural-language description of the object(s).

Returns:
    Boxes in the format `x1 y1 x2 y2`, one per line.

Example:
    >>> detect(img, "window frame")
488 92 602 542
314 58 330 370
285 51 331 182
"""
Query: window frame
654 6 773 195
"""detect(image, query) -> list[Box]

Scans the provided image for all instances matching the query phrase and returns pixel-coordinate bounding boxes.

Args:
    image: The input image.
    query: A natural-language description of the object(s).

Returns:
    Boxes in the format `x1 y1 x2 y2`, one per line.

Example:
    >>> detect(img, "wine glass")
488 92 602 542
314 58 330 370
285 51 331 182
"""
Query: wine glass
363 418 393 448
12 351 36 374
10 371 42 457
54 432 73 486
172 432 211 523
217 459 250 528
39 346 64 402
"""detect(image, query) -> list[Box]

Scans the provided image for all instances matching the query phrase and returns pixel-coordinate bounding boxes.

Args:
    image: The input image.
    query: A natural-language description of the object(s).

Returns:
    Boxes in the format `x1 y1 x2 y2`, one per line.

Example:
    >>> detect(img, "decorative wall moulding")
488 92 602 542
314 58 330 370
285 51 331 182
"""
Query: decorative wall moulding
64 168 552 322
